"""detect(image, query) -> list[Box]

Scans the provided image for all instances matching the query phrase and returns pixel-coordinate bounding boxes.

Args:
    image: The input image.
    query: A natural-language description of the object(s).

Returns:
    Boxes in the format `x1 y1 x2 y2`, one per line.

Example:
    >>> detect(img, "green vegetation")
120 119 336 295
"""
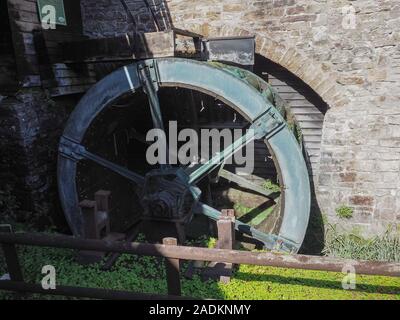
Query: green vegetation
233 203 275 227
233 203 253 217
0 185 19 224
324 224 400 263
336 206 354 219
0 233 399 300
285 108 303 145
262 179 281 193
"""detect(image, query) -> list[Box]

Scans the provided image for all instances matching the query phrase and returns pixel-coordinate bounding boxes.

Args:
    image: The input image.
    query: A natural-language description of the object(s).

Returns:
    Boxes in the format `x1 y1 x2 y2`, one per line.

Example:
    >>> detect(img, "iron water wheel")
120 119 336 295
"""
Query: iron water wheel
58 58 311 253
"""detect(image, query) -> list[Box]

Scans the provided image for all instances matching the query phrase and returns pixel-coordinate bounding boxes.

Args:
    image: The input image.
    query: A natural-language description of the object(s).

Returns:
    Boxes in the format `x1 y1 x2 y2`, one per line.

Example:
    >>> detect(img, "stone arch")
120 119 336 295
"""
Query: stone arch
223 28 348 109
184 23 348 110
213 29 343 253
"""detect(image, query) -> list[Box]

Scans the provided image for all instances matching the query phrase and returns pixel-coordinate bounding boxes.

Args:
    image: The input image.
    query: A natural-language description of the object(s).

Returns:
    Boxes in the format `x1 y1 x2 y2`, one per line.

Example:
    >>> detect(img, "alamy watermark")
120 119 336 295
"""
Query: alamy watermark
41 265 56 290
342 264 357 290
145 121 256 174
41 5 57 30
342 5 357 30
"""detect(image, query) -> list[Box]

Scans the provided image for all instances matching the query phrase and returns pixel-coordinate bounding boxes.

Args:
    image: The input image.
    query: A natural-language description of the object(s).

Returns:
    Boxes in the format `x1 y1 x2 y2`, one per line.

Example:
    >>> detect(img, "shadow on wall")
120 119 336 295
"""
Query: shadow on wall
253 54 328 255
85 0 174 79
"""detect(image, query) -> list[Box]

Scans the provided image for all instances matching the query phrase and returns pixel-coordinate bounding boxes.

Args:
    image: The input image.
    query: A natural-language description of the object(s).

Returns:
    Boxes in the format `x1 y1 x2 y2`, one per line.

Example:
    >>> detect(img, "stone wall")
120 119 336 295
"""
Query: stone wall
0 92 68 227
81 0 172 37
80 0 400 236
169 0 400 236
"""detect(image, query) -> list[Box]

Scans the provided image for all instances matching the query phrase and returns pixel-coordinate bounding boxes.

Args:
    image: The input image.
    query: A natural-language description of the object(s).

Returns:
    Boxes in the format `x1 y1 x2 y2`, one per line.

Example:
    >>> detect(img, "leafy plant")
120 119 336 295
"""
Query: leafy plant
262 179 281 193
336 206 354 219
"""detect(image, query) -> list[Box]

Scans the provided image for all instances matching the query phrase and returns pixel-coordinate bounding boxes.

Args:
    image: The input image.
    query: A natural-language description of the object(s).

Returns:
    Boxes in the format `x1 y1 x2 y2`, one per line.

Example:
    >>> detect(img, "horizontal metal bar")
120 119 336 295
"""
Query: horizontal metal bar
0 233 398 277
0 281 189 300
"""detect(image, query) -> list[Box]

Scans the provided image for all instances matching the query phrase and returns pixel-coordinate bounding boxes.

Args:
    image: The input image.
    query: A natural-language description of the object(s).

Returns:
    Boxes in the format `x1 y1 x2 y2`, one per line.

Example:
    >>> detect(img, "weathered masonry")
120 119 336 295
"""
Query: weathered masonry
0 0 399 239
0 0 91 225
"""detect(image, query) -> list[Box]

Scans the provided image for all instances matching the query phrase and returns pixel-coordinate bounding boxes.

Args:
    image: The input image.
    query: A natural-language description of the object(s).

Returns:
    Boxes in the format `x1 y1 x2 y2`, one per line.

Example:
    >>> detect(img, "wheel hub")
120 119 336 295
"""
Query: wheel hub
141 168 201 221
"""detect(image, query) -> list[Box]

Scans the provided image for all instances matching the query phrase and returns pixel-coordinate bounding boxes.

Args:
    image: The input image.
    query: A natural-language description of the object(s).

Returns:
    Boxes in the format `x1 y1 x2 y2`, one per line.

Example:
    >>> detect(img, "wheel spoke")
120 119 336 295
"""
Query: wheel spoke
139 63 169 170
183 109 286 186
184 129 256 185
219 169 280 200
139 66 165 132
59 137 145 186
194 202 298 253
83 150 145 186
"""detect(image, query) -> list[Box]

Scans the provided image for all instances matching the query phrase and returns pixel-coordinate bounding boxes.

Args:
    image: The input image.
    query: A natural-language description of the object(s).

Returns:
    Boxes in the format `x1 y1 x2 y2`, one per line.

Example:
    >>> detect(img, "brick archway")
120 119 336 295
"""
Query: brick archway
219 28 348 110
182 22 347 110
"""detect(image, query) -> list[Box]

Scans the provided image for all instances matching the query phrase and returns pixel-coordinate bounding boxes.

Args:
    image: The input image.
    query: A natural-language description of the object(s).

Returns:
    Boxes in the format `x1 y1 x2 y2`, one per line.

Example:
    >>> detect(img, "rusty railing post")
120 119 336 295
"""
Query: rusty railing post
218 209 235 250
94 190 111 212
163 238 181 296
217 209 235 283
95 190 112 237
80 200 98 239
0 226 23 283
78 200 104 265
0 225 25 298
202 209 236 283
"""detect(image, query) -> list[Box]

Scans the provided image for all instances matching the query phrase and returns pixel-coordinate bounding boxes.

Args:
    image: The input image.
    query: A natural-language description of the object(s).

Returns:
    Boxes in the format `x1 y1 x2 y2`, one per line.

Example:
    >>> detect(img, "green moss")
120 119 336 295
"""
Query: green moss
285 108 303 145
336 206 354 219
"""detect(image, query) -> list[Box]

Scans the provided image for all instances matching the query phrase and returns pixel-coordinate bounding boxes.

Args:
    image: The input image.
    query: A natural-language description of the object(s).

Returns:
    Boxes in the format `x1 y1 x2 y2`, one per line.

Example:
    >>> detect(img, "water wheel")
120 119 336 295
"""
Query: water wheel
58 58 310 253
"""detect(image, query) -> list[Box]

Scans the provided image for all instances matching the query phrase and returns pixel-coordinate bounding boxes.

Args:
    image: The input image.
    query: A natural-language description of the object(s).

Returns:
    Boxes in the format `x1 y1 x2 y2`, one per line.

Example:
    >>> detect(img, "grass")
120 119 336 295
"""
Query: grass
0 234 399 300
336 206 354 219
324 224 400 263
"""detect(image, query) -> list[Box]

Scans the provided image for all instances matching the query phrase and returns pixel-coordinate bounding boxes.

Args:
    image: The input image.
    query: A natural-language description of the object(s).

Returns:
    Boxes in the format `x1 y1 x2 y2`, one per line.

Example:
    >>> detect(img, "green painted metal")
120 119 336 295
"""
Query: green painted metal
153 58 311 251
138 61 170 171
206 62 286 115
58 58 311 253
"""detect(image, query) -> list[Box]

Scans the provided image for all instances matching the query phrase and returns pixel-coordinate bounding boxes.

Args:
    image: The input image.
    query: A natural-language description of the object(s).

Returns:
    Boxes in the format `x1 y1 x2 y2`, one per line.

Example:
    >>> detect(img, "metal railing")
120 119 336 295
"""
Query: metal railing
0 230 399 300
